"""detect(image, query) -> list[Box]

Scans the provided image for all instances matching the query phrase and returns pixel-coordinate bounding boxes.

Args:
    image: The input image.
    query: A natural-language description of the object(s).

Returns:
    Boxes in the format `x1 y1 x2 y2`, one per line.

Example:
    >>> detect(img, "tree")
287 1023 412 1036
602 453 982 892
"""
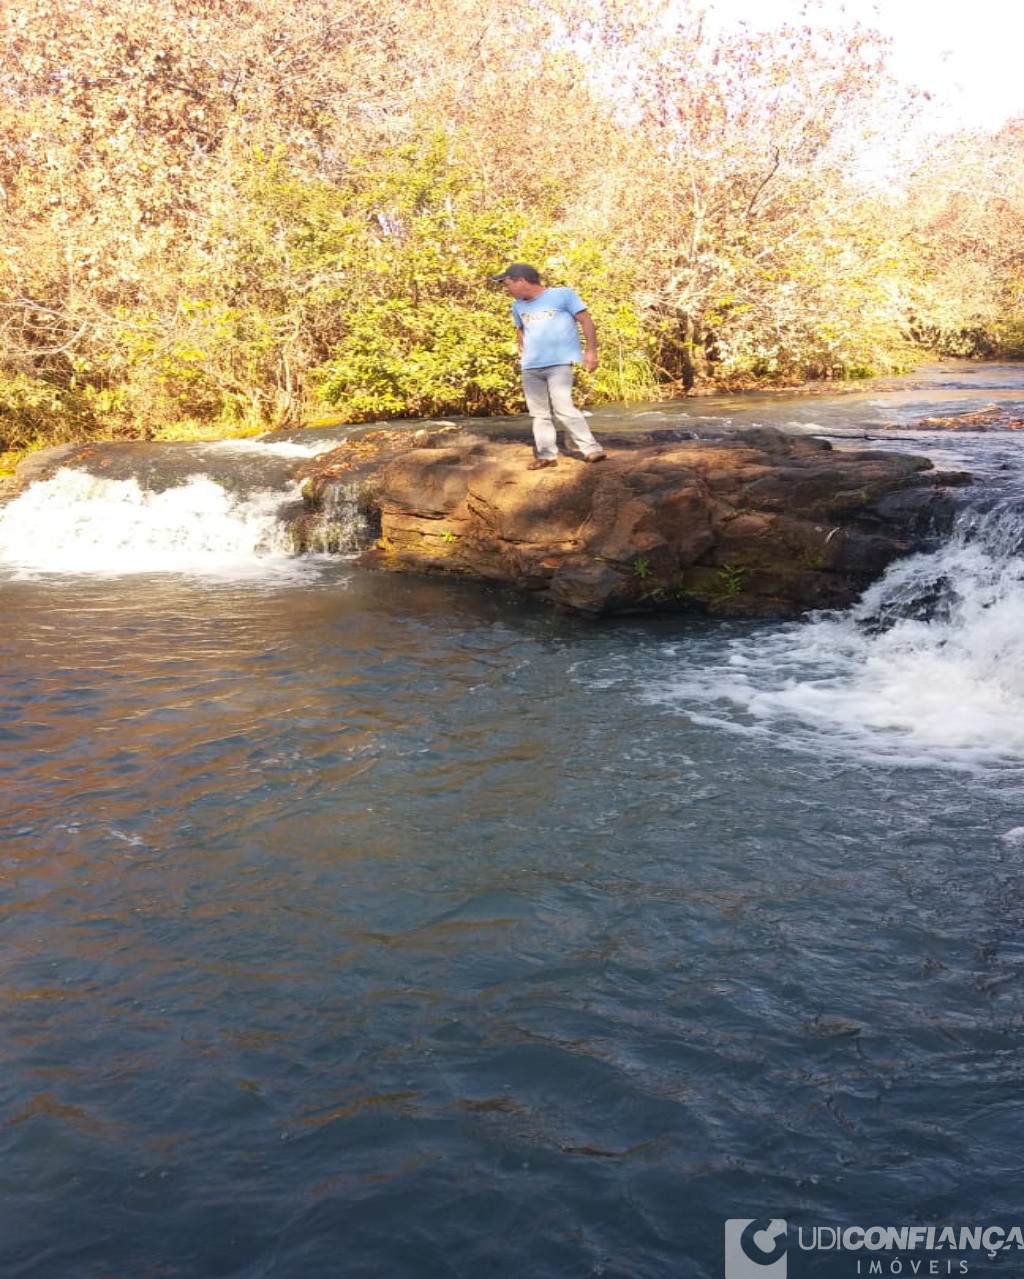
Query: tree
1 0 1021 458
556 0 919 382
898 117 1024 355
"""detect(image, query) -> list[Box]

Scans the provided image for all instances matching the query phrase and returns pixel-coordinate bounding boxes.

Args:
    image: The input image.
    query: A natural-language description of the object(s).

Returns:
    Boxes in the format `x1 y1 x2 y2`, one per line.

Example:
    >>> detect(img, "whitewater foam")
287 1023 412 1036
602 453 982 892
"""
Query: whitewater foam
0 468 310 578
649 506 1024 771
207 437 340 459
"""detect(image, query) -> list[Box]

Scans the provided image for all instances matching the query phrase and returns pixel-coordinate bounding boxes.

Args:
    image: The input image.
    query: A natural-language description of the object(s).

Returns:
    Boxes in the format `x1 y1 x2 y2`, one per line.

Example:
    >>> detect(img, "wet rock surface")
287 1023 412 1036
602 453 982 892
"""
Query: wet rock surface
302 426 967 617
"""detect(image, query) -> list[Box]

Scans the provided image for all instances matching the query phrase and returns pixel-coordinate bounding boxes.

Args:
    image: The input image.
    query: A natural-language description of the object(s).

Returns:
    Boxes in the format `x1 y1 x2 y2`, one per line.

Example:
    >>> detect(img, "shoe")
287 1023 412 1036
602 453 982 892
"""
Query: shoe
584 451 607 463
527 458 558 470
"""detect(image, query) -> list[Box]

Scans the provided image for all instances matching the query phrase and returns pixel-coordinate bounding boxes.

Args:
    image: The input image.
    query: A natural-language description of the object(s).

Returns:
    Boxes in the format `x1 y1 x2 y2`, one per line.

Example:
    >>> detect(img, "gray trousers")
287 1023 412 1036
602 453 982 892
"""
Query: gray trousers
521 364 602 460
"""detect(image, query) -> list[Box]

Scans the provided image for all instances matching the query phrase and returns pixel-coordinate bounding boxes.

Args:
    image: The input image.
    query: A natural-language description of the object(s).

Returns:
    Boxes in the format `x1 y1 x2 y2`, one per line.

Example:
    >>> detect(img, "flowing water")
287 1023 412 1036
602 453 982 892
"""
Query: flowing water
2 364 1024 1278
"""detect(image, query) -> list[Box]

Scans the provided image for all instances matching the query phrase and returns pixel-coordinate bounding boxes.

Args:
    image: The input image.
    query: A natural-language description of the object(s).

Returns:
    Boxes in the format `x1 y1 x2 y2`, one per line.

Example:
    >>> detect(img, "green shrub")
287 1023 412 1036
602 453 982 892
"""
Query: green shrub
0 371 100 453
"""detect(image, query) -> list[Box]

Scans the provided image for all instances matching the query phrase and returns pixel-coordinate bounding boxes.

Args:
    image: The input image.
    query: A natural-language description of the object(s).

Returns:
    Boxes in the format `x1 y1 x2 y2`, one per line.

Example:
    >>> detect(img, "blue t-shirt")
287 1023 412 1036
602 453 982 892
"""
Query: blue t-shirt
512 287 587 369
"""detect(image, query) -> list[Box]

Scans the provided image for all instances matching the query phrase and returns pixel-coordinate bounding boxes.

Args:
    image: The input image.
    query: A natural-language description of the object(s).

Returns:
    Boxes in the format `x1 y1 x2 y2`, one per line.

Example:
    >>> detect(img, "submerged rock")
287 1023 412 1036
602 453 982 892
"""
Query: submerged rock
303 426 966 618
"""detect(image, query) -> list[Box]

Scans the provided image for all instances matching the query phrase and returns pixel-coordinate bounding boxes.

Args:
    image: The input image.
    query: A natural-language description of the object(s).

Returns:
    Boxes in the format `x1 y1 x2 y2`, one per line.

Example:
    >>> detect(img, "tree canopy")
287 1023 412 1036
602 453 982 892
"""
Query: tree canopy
1 0 1021 456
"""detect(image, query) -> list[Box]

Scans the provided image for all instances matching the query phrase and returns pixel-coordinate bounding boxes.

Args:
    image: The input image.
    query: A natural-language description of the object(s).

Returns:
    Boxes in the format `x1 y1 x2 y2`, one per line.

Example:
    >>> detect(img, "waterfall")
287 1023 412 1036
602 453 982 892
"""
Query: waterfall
649 501 1024 769
0 467 364 577
5 412 1024 768
291 478 375 555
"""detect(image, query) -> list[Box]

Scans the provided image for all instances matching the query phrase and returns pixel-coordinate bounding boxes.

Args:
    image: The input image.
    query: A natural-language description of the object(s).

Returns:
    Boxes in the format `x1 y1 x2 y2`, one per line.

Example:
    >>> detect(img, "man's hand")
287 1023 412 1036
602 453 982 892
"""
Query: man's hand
582 348 599 373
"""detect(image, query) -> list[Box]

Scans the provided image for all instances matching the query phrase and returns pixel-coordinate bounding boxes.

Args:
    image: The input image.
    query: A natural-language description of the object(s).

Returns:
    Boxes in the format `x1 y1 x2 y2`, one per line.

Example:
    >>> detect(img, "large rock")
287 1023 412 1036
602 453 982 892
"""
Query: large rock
301 426 966 617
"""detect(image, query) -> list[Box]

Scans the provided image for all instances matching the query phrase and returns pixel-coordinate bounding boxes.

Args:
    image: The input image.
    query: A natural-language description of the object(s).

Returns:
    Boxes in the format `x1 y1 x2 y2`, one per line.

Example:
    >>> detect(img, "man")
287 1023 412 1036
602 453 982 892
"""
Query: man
492 263 606 470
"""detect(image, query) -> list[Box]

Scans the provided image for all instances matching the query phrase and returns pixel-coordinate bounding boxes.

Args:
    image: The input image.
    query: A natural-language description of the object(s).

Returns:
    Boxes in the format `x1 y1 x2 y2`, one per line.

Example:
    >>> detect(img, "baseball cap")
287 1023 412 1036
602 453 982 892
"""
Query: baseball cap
490 263 541 284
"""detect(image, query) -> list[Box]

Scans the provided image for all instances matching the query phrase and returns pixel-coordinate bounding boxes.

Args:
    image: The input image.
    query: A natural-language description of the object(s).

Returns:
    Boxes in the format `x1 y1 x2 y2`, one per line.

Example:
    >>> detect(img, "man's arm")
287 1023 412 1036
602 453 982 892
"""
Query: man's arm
576 310 598 372
513 306 525 358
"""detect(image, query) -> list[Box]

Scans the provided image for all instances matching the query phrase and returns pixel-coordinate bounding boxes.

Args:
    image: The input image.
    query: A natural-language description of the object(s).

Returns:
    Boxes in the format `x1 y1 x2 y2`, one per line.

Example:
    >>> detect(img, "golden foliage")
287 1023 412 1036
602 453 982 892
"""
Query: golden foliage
0 0 1021 450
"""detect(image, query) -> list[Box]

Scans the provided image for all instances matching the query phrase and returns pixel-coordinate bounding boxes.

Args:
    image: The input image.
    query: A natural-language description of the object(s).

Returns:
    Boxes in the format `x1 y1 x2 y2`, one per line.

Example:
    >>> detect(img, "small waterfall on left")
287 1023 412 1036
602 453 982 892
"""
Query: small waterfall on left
0 468 298 575
0 457 369 578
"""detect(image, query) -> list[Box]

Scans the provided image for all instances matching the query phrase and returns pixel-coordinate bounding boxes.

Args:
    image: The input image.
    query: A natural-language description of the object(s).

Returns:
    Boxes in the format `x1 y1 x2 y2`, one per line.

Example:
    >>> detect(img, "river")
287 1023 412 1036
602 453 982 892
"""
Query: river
1 363 1023 1278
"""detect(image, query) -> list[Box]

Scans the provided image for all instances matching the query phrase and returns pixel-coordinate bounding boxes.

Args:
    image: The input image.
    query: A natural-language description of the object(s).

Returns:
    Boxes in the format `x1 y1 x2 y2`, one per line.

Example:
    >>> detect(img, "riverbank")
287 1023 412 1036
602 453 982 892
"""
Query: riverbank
7 363 1010 618
0 363 958 488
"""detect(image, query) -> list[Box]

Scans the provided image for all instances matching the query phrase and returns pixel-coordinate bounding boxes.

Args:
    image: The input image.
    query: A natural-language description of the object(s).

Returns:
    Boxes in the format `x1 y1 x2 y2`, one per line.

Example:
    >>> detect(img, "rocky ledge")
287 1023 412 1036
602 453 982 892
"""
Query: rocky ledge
299 426 968 618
